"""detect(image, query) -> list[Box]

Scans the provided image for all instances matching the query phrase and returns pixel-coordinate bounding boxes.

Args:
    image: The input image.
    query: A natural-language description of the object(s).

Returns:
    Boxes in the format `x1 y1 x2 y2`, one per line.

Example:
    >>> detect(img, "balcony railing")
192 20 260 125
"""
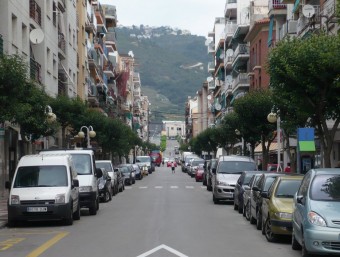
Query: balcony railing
233 44 249 58
58 33 66 53
321 0 336 18
297 5 321 36
30 58 42 84
232 73 249 90
29 0 42 26
268 0 287 11
225 22 237 39
106 31 117 43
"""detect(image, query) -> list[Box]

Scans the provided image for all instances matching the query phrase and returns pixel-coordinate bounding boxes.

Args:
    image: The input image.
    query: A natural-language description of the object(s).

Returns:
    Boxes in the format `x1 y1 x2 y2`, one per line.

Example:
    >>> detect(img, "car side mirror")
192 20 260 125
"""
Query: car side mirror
95 168 103 178
5 181 11 189
73 179 79 188
212 168 216 174
261 192 269 198
297 195 305 205
243 185 250 190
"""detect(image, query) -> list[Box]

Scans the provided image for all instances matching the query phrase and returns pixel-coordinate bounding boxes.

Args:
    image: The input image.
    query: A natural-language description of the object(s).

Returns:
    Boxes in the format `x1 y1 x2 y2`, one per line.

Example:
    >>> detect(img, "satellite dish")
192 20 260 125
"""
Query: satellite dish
219 52 225 59
226 49 234 57
215 103 222 111
207 76 213 83
207 95 212 100
30 29 44 44
302 5 315 18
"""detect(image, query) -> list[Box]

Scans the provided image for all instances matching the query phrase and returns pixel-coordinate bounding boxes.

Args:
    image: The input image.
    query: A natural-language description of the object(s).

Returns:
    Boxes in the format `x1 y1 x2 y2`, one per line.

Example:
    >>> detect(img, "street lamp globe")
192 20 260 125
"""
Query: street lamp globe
267 112 277 123
78 131 85 138
89 130 96 138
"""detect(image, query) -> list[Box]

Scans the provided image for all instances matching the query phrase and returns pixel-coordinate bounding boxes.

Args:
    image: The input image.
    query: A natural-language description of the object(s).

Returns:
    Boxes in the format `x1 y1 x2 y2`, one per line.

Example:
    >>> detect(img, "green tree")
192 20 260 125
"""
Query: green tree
219 112 240 154
233 89 276 168
268 34 340 167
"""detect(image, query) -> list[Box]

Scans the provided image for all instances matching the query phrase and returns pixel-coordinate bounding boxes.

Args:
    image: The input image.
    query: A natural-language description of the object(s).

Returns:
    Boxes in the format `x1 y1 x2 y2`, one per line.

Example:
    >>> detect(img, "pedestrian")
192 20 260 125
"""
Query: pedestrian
171 161 175 173
284 163 291 173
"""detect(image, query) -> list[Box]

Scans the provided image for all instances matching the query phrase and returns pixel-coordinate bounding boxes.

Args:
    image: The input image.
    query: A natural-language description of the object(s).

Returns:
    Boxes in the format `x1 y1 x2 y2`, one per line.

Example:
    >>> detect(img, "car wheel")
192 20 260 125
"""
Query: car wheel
89 200 97 215
245 202 251 220
73 201 81 220
261 216 266 235
213 195 219 204
292 229 302 250
256 210 262 230
64 204 74 225
238 203 243 214
250 208 256 224
264 218 276 242
233 200 238 210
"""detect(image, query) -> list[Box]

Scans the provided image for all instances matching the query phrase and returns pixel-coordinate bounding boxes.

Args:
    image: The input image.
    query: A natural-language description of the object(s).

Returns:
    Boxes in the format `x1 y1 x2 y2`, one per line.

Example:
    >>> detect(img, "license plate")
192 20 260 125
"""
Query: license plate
27 207 47 212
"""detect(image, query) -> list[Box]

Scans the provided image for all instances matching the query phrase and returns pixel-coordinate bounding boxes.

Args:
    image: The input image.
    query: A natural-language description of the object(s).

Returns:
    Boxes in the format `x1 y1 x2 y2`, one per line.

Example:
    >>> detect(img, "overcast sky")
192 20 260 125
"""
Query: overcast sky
100 0 225 37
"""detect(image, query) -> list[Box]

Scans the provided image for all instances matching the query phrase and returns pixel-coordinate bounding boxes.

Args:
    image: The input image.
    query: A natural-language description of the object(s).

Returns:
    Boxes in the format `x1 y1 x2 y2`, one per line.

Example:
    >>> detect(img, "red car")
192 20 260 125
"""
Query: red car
195 165 204 182
167 160 177 167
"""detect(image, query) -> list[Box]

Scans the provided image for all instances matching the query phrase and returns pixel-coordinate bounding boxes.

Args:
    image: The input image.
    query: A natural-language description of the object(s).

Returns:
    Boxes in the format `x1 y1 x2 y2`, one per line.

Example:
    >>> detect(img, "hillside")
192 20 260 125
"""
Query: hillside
115 25 210 121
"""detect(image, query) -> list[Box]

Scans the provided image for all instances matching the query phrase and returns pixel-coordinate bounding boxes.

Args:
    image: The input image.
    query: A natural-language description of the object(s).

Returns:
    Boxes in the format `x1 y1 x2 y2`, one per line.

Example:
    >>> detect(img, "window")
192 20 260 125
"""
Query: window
52 1 57 26
47 47 51 73
22 23 28 52
12 14 17 45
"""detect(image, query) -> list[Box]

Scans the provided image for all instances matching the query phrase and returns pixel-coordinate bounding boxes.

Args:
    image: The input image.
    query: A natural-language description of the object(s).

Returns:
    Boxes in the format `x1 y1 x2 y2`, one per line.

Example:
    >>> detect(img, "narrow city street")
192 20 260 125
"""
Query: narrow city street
0 149 301 257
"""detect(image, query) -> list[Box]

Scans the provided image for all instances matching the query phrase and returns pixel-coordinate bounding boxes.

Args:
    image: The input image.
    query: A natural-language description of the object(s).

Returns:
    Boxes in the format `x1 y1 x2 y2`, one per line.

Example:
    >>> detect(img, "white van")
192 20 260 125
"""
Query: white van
39 149 102 215
5 154 80 226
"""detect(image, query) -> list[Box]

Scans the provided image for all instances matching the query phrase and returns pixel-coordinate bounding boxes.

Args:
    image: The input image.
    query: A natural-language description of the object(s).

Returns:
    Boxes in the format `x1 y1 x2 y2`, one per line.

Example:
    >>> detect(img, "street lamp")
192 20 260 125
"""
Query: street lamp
45 105 56 123
235 129 244 155
78 126 96 148
267 111 282 172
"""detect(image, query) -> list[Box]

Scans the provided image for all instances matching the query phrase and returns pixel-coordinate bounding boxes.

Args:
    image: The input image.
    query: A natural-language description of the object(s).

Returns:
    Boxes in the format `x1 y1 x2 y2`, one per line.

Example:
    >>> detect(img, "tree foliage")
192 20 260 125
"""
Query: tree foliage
268 34 340 167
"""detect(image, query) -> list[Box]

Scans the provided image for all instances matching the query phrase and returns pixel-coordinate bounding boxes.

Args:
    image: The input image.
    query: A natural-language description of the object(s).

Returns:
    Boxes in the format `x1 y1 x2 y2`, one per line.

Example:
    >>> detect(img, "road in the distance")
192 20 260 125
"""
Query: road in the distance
0 141 301 257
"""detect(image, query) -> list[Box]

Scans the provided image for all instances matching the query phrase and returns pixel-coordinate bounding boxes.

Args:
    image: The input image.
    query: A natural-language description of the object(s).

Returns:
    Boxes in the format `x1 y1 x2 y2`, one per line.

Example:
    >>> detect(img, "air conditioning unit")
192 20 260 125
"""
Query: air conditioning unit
287 20 297 34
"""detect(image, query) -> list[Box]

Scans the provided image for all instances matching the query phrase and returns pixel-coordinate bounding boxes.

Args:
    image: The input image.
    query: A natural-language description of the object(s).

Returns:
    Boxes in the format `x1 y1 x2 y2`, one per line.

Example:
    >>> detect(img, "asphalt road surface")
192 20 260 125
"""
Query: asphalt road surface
0 141 302 257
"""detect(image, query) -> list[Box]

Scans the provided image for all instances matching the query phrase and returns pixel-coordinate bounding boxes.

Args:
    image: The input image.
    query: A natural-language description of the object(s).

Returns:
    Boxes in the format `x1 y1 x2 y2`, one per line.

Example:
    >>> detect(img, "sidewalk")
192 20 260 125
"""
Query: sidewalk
0 190 8 228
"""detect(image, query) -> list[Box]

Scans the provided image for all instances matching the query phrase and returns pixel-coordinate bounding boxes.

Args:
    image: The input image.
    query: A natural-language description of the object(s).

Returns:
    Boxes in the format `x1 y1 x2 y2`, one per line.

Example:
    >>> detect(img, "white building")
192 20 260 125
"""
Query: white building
163 121 185 139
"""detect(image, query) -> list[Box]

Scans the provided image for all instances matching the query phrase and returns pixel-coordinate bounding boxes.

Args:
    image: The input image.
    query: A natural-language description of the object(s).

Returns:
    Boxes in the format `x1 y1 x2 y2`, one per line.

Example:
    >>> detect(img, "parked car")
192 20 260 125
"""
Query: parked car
118 164 135 185
135 155 154 173
243 173 263 221
212 155 257 204
97 168 113 202
188 158 205 177
96 160 118 196
182 155 198 173
195 164 205 182
132 164 143 180
261 175 303 242
250 172 286 229
114 167 125 192
206 159 218 191
292 169 340 256
6 154 81 226
234 170 264 214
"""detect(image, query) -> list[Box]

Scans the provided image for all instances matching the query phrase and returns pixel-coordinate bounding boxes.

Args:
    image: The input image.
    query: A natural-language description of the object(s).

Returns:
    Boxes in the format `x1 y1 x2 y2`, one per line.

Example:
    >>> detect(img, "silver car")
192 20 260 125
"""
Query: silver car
292 168 340 256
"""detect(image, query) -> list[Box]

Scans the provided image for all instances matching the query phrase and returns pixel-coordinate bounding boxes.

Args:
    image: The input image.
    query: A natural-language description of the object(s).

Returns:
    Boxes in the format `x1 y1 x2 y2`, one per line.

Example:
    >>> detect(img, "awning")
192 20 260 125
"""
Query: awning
267 16 274 47
299 141 316 152
254 142 281 153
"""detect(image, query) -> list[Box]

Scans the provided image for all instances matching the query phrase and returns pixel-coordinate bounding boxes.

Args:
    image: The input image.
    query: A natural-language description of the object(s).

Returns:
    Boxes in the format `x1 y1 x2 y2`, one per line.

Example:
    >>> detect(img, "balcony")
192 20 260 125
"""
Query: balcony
58 32 66 59
208 62 215 73
29 0 41 26
232 44 249 68
88 81 100 107
279 20 297 40
30 58 42 84
103 5 117 28
232 73 249 93
95 3 107 33
297 5 321 37
88 47 99 69
207 42 214 54
224 56 234 70
226 85 233 95
105 30 117 51
57 0 66 13
321 0 337 20
224 0 237 19
208 80 215 90
268 0 287 17
225 22 237 42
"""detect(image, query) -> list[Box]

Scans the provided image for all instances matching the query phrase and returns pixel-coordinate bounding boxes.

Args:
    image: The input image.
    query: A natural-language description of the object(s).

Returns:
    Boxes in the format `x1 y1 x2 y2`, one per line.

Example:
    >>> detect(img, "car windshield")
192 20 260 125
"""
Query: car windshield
218 161 256 174
136 157 150 162
119 166 130 174
275 179 302 198
96 162 112 171
192 160 204 166
310 174 340 201
71 154 92 175
14 166 68 188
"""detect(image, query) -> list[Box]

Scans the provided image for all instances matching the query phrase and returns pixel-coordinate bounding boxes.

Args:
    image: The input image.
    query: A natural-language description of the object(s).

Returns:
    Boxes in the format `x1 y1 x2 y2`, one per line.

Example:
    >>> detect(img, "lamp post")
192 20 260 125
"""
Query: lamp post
45 105 56 123
78 126 96 148
267 111 281 172
235 129 244 155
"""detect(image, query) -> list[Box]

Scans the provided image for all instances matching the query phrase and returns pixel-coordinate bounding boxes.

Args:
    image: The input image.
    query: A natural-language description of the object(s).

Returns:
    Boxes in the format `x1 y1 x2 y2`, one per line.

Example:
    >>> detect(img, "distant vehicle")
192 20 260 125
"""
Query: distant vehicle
132 164 143 180
96 160 118 196
150 151 162 167
97 168 113 202
135 155 153 173
118 164 135 185
195 165 205 182
174 146 179 154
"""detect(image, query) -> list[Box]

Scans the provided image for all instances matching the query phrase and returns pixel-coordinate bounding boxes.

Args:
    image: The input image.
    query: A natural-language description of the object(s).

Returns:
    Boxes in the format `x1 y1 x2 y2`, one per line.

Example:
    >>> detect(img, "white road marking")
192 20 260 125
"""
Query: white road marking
170 186 178 189
155 186 163 189
201 186 206 189
185 186 194 189
136 244 188 257
139 186 148 189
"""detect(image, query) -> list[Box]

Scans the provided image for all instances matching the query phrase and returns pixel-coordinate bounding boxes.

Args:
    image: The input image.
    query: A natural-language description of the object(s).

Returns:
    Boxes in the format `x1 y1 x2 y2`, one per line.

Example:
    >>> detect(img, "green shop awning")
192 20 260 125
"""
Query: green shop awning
292 0 300 13
299 141 316 152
